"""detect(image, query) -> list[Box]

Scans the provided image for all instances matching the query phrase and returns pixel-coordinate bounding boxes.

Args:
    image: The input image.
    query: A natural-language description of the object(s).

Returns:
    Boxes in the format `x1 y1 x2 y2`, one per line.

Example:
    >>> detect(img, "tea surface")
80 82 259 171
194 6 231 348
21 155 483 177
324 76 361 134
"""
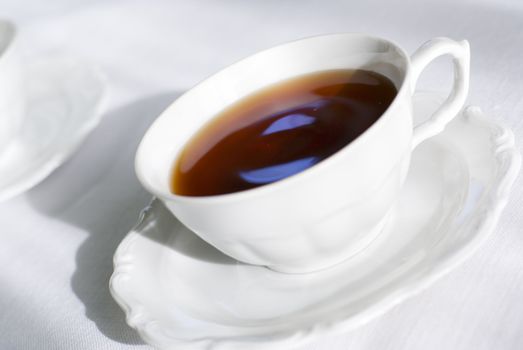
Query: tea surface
172 69 397 196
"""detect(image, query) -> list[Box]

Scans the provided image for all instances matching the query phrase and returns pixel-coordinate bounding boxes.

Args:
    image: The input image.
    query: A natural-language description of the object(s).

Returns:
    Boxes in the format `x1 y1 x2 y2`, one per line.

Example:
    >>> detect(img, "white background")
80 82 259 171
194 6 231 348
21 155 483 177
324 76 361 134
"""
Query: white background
1 0 522 349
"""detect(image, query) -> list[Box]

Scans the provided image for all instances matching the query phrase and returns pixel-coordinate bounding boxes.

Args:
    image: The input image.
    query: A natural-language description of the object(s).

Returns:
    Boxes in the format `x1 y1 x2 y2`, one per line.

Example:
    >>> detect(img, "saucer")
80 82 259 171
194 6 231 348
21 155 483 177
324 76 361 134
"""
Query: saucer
0 56 105 201
110 93 520 350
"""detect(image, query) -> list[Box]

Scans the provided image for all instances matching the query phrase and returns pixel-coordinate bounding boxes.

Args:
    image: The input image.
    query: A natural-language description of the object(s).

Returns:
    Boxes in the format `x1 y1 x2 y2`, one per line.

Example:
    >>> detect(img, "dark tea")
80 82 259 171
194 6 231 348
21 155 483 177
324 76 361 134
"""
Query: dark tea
171 69 397 196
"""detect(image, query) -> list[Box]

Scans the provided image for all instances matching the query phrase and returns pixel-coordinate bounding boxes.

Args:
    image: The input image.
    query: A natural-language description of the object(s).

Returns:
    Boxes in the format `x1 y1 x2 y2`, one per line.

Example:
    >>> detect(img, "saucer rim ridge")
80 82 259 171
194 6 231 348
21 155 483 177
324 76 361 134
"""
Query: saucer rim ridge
0 56 107 202
109 104 521 350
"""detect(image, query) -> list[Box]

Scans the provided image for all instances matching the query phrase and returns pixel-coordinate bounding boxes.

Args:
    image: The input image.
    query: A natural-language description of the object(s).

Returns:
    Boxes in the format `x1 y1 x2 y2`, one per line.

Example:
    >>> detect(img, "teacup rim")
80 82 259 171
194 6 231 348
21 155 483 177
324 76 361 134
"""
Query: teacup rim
135 32 412 204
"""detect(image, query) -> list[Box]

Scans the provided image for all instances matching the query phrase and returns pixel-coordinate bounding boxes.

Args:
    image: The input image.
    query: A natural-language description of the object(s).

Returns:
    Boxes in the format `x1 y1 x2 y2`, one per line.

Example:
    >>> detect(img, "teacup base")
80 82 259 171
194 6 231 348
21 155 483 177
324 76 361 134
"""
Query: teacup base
266 211 392 274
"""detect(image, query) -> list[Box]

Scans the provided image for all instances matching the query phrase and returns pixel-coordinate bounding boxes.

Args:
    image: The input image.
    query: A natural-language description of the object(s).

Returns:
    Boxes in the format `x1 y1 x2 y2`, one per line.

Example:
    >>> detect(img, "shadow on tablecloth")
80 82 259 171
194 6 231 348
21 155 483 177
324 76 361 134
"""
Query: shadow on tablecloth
27 91 182 346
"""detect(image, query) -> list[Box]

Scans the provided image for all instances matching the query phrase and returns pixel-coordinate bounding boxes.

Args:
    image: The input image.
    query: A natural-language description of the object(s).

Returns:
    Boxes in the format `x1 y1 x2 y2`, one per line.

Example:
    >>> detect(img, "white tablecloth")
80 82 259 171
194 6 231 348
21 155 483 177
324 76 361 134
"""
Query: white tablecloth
1 0 522 349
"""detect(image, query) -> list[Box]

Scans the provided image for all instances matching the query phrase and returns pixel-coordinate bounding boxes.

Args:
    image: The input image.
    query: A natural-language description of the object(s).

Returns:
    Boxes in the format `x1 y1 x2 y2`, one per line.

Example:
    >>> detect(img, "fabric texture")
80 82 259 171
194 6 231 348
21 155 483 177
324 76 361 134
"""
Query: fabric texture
1 0 522 349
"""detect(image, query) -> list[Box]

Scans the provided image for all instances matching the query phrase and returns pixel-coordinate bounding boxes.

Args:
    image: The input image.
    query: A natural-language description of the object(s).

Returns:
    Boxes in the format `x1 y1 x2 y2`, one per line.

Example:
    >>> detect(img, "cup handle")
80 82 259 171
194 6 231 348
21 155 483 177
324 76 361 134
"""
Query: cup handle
410 37 470 149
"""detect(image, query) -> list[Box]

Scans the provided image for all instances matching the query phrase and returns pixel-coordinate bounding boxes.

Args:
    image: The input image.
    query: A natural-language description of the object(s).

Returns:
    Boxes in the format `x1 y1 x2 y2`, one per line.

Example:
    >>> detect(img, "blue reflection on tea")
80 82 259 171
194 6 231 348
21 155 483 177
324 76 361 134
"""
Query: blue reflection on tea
239 156 319 185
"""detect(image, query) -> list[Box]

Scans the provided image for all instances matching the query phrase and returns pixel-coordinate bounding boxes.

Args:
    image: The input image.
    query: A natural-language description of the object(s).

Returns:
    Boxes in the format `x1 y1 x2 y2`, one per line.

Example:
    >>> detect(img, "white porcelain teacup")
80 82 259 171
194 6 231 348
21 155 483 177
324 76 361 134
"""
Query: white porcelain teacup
136 34 469 273
0 19 24 153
